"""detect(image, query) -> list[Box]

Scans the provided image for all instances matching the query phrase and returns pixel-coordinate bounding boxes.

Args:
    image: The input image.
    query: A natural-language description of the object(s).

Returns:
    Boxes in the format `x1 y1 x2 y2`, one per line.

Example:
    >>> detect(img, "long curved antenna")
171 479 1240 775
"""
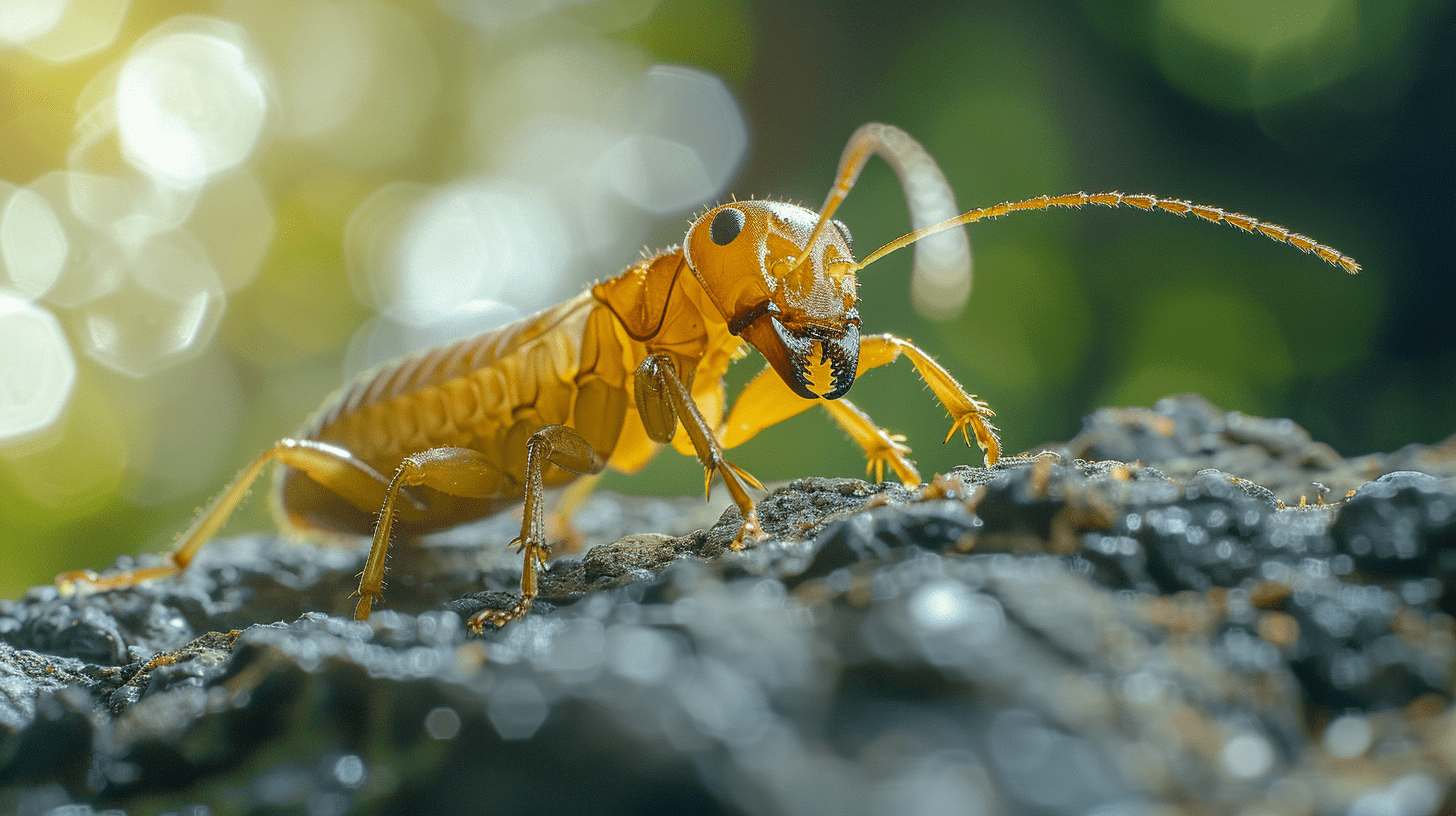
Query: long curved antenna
791 123 974 320
853 191 1360 275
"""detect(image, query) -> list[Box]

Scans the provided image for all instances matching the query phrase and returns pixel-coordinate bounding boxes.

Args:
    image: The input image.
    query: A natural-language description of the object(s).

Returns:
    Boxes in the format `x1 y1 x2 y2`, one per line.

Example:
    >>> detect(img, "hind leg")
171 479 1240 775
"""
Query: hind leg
59 439 406 592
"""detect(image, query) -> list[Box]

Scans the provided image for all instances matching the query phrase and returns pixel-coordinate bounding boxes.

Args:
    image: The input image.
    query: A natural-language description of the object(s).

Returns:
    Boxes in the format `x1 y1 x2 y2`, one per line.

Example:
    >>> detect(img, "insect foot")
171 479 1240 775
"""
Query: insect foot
729 509 767 552
466 597 534 634
865 432 916 486
464 532 550 633
943 398 1001 467
57 122 1358 637
13 399 1456 815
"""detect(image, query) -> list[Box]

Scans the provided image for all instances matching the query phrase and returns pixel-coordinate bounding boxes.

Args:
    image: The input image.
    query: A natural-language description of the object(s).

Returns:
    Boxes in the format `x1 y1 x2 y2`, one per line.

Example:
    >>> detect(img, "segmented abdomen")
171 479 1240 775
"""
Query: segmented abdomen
277 292 607 535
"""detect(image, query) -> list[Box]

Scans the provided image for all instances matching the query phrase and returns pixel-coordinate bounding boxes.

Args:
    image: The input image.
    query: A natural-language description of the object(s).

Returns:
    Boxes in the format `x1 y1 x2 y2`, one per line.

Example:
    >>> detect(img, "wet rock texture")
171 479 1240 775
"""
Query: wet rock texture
3 395 1456 815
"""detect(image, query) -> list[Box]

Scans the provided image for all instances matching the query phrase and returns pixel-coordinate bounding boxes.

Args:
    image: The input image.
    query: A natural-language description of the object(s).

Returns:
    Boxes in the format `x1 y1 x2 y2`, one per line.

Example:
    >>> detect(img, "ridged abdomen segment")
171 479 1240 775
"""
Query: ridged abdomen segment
323 318 586 471
277 293 634 536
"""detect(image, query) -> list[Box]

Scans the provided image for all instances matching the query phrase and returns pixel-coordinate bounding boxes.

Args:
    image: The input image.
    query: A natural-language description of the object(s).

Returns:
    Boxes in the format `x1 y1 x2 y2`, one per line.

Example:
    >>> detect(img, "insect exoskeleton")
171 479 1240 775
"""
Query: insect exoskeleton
56 122 1357 635
685 200 862 400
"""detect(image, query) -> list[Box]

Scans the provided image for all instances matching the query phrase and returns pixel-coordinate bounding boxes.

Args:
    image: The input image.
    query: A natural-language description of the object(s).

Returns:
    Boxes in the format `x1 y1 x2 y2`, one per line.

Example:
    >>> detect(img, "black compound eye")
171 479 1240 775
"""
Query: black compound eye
709 207 746 246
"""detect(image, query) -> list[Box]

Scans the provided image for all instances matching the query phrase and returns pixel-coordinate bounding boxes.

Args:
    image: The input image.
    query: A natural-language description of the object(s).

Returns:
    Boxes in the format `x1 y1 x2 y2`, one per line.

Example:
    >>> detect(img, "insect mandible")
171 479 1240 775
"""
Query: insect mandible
59 123 1359 633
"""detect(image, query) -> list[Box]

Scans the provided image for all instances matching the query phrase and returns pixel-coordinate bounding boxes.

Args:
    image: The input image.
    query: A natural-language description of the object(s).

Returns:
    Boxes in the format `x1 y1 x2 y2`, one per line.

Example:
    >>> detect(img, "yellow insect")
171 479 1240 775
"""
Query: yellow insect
60 124 1359 633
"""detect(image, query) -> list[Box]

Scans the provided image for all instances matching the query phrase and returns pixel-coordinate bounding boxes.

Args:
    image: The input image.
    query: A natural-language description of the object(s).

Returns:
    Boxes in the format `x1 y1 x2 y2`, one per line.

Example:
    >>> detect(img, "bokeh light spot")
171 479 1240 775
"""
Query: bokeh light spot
1159 0 1342 51
603 133 714 215
1152 0 1393 109
0 0 67 45
870 755 989 816
399 182 571 321
345 181 431 313
117 22 269 186
1220 731 1274 779
347 176 579 334
472 40 642 154
14 0 128 63
332 754 365 787
186 171 274 292
1 187 69 300
486 678 549 740
25 171 127 308
606 624 678 685
1322 713 1373 758
909 580 980 631
0 294 76 444
608 64 746 214
55 170 135 234
272 1 378 140
79 233 225 377
243 0 440 168
423 706 462 740
354 180 571 327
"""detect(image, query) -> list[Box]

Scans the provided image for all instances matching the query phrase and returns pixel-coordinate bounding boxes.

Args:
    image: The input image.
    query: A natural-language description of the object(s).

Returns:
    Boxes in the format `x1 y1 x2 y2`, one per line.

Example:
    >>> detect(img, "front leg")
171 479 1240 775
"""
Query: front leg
719 365 921 486
635 354 766 549
820 398 919 486
856 334 1002 467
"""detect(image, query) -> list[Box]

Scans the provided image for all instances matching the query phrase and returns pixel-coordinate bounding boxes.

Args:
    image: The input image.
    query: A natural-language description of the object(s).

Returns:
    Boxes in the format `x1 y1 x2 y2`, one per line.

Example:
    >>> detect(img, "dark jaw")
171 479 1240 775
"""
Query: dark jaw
739 314 860 400
817 320 860 399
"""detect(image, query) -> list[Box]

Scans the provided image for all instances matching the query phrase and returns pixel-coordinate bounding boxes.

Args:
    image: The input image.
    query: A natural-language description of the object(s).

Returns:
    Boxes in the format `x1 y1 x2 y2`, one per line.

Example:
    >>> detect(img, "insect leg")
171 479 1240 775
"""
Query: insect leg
355 446 512 622
720 365 921 486
465 426 607 633
820 399 920 486
58 439 403 593
857 334 1002 467
541 302 632 548
635 354 766 550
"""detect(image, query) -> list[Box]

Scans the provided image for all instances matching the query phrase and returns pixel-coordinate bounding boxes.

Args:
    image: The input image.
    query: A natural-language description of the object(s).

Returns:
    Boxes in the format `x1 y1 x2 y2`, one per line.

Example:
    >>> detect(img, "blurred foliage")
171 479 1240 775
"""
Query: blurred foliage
0 0 1450 599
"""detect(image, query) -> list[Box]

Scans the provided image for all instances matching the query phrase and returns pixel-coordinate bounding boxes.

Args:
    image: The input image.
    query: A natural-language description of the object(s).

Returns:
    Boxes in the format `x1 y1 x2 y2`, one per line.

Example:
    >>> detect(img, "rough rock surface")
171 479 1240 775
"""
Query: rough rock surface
3 395 1455 815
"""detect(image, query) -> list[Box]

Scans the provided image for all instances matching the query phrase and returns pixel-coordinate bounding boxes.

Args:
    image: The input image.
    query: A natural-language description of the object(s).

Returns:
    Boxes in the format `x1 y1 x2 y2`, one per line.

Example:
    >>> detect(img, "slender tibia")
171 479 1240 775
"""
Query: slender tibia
465 426 606 633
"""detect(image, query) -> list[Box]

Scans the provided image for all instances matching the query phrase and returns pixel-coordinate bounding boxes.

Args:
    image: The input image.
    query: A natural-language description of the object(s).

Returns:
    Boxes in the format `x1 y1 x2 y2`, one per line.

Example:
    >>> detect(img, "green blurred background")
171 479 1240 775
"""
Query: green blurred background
1 0 1450 598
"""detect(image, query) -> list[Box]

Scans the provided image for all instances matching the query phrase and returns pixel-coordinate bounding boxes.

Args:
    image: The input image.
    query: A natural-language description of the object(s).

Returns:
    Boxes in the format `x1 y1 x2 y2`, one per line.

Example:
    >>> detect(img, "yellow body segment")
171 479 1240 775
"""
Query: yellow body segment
278 292 612 537
57 121 1354 634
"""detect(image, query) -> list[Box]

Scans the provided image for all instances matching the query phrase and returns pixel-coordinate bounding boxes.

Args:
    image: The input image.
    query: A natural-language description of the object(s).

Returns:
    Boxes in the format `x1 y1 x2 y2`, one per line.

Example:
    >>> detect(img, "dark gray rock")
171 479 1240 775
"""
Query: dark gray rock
1332 471 1456 581
3 395 1455 815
